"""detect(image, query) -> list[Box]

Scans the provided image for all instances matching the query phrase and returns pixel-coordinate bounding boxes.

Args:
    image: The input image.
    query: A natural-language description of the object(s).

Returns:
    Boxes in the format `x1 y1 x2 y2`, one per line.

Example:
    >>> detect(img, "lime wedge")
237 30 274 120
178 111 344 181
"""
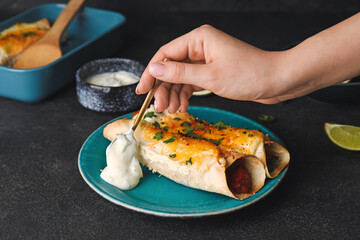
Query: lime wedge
324 123 360 151
192 90 212 96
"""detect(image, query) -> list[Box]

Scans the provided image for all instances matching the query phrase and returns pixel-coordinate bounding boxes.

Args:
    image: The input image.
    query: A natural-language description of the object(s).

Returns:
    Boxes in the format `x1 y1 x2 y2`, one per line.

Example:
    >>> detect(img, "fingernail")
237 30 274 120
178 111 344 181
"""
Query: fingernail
135 85 139 95
154 99 158 111
149 63 165 77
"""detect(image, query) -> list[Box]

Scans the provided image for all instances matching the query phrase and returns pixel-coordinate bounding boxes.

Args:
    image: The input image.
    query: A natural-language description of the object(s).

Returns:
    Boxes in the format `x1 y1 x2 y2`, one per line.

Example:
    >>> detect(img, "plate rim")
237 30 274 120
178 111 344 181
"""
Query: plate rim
78 106 289 217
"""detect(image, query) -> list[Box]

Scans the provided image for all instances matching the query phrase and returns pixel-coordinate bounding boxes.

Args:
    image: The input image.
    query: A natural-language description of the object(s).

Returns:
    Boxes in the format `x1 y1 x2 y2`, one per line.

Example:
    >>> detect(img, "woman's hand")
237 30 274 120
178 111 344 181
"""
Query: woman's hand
137 13 360 113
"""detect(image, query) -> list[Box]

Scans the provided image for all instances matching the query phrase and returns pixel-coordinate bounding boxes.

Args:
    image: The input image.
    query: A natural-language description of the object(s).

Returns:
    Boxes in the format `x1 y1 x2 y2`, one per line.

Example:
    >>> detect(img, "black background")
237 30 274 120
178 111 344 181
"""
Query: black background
0 1 359 239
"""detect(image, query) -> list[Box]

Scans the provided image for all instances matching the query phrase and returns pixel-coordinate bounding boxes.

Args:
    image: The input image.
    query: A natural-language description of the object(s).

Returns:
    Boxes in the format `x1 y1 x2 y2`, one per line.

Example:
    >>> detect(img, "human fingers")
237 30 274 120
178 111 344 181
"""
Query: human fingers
153 82 172 112
168 84 183 114
137 25 212 94
178 85 195 113
148 61 216 92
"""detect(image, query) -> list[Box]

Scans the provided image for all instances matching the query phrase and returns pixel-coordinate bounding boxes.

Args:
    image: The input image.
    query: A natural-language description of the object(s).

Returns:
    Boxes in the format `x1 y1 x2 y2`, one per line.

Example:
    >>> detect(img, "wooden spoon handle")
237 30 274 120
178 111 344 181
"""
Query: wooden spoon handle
48 0 86 41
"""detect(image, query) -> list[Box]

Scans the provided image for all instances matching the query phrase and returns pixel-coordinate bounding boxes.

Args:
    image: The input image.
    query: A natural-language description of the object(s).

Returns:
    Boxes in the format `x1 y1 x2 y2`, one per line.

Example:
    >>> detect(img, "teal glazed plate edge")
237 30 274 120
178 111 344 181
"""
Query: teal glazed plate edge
78 106 289 217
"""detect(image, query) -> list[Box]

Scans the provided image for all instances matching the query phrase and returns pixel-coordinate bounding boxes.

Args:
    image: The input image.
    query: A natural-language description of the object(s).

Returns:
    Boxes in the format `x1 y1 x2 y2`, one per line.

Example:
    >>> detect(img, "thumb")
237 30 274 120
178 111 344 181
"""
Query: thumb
149 61 213 89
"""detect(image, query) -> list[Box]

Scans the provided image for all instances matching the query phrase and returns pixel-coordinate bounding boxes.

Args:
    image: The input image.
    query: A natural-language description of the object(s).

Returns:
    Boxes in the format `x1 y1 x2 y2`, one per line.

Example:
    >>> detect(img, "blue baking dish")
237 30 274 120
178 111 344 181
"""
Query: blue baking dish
0 4 126 102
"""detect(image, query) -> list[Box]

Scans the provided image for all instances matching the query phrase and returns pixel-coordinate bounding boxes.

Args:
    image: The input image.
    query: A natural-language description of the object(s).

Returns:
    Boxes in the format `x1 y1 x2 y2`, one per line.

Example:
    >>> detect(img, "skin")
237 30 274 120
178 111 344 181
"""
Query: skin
136 13 360 113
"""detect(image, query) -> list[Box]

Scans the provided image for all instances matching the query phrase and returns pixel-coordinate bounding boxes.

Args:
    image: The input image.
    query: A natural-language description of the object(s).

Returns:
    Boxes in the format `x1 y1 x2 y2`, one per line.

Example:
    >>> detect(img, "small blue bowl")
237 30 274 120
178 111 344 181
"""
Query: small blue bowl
76 58 146 112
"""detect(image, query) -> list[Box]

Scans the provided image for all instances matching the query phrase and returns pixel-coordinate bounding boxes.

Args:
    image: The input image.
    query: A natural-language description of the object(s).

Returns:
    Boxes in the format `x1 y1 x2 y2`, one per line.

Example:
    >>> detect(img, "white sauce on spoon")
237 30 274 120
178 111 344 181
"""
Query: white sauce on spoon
86 71 139 87
100 130 143 190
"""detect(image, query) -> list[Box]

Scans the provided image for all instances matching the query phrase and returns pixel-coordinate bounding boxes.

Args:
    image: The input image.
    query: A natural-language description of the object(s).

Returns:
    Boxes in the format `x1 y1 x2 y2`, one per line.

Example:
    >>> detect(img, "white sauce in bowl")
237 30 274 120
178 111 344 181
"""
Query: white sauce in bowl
86 71 139 87
100 130 143 190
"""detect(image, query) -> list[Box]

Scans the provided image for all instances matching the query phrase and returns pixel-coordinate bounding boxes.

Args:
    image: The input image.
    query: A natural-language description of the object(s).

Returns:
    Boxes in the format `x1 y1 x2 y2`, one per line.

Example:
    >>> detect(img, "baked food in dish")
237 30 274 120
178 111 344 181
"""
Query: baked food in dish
0 19 50 67
103 106 290 200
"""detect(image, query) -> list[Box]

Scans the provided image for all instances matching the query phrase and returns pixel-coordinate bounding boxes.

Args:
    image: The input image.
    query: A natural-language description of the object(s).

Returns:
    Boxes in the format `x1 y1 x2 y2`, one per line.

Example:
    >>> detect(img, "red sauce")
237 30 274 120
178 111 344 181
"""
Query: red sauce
226 164 252 194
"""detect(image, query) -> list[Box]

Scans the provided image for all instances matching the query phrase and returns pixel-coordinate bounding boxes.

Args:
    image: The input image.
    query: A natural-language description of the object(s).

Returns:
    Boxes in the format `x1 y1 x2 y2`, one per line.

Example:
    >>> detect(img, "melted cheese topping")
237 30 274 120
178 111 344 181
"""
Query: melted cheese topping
138 106 265 167
0 19 50 66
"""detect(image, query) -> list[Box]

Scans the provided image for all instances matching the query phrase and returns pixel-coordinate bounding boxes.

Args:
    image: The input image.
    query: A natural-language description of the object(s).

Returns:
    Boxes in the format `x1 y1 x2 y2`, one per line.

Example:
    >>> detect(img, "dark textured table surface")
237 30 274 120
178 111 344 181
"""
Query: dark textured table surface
0 2 360 239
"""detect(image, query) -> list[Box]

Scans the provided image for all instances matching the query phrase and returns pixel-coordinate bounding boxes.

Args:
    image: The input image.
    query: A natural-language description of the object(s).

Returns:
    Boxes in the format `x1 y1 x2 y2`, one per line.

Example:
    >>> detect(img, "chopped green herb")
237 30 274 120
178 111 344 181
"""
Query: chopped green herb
195 125 204 130
204 129 211 134
169 154 177 158
144 111 157 119
174 117 181 121
248 133 253 137
186 158 192 165
258 114 276 123
184 126 194 133
179 128 202 140
152 121 161 128
213 120 231 130
22 32 37 37
153 132 163 140
207 138 225 146
160 122 165 125
163 126 169 132
242 131 247 134
180 121 191 127
163 136 176 144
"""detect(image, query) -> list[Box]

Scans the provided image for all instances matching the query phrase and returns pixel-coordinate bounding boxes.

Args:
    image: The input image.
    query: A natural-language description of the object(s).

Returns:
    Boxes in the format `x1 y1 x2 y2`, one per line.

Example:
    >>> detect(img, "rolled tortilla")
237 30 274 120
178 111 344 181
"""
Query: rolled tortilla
131 106 290 178
104 118 266 200
103 106 290 199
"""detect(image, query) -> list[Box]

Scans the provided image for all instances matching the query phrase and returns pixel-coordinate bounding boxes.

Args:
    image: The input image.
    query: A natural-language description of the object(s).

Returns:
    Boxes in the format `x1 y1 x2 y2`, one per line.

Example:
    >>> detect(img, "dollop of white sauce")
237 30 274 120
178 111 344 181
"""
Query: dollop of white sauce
100 130 143 190
86 71 139 87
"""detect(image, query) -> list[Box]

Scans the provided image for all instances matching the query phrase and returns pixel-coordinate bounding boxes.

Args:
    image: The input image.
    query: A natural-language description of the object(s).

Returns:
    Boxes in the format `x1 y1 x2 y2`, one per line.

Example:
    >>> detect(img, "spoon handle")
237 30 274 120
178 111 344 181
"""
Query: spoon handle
132 58 169 131
132 78 161 131
48 0 86 41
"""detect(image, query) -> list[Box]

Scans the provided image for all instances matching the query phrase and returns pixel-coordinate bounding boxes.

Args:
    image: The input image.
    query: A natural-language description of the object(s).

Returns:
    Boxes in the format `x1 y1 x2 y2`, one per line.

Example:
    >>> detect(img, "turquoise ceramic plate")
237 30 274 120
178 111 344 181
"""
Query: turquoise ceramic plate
78 106 288 217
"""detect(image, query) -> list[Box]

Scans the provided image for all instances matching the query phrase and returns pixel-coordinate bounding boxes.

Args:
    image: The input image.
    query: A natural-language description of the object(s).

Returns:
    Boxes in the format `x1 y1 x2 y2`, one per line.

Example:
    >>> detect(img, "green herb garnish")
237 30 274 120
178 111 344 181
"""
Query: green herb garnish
207 138 225 146
163 136 176 144
169 154 177 158
144 111 157 119
186 158 192 165
242 131 247 134
152 121 161 128
22 32 37 37
195 125 204 130
174 117 181 121
180 121 191 127
213 120 231 130
163 126 169 132
258 114 276 123
160 122 165 125
204 129 211 134
248 133 253 137
184 126 194 133
153 132 163 140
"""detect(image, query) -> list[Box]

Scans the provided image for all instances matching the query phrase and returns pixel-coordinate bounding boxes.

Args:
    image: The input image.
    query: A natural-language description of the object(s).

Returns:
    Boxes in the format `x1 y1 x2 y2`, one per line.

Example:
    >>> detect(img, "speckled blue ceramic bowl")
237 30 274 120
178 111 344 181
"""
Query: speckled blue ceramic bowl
76 58 145 112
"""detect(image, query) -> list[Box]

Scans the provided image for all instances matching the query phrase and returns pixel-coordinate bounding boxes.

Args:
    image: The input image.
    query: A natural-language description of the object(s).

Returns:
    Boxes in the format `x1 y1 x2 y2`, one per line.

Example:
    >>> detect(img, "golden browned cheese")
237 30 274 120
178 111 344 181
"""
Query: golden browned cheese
142 111 265 167
0 19 50 67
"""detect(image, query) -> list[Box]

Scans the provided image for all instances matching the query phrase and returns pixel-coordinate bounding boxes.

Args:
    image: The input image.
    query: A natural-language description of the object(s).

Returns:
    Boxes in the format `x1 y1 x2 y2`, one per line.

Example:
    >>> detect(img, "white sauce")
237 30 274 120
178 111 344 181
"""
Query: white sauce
86 71 139 87
100 130 143 190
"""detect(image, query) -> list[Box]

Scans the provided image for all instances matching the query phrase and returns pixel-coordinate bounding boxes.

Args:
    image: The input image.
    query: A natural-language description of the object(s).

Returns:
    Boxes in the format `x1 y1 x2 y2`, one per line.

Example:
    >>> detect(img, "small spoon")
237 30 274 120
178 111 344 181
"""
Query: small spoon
13 0 86 69
132 58 168 131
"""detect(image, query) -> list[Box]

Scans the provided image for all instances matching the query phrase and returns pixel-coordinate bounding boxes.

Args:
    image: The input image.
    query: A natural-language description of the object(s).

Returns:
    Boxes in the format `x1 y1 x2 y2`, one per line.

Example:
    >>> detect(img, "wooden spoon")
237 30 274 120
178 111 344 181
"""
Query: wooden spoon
13 0 86 69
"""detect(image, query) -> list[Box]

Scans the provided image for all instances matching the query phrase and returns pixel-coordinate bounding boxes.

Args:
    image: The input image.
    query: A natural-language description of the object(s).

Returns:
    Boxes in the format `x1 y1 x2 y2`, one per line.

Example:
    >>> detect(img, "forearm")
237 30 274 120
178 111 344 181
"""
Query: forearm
281 12 360 96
